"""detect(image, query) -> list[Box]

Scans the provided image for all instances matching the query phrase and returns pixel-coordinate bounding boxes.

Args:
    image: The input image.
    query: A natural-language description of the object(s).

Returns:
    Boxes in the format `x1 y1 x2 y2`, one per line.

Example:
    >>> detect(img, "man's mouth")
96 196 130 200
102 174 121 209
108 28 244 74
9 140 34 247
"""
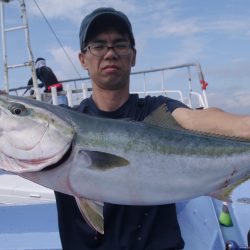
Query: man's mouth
102 65 119 73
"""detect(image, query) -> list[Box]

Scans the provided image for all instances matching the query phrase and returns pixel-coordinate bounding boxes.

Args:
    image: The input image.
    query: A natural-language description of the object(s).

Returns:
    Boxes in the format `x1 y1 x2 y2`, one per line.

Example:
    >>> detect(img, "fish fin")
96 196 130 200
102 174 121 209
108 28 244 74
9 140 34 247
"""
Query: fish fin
144 104 250 142
80 150 129 170
143 104 184 130
209 175 250 203
75 197 104 234
209 189 232 203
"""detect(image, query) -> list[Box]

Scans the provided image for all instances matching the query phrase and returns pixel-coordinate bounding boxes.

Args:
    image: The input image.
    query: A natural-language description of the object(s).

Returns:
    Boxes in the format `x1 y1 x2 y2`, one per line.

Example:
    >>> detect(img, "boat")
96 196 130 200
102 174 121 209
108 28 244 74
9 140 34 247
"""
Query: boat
0 1 249 250
1 63 250 250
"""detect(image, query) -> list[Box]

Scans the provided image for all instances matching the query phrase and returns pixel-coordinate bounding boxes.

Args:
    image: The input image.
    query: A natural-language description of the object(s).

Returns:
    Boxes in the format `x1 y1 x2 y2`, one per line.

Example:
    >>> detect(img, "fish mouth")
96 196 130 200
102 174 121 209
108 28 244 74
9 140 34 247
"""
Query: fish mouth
1 141 73 173
42 143 73 171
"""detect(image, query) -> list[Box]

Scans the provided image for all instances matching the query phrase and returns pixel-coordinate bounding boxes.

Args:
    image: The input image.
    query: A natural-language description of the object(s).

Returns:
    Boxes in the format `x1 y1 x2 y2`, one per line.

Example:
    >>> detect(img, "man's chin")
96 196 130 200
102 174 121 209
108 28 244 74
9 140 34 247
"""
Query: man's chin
98 81 128 91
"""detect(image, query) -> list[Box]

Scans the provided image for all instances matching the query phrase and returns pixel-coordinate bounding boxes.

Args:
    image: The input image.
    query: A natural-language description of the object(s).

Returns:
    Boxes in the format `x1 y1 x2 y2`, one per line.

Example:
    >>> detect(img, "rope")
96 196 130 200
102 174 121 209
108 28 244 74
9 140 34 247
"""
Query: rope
33 0 82 80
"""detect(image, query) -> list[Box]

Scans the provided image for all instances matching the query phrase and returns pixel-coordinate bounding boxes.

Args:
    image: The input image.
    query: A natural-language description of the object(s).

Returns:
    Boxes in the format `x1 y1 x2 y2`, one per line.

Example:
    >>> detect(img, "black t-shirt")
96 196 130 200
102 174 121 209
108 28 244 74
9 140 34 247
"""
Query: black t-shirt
55 94 187 250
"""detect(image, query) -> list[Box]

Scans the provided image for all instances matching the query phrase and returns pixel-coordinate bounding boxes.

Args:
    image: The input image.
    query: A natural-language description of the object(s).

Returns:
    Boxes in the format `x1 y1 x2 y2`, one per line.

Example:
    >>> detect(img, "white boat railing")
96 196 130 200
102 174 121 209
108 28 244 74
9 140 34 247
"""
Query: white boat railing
9 62 209 109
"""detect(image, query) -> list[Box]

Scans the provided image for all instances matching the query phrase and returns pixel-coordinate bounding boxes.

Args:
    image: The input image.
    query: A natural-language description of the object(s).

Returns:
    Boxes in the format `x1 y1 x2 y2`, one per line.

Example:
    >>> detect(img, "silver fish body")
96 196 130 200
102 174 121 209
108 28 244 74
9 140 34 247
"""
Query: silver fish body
2 93 250 233
0 93 250 205
0 93 249 206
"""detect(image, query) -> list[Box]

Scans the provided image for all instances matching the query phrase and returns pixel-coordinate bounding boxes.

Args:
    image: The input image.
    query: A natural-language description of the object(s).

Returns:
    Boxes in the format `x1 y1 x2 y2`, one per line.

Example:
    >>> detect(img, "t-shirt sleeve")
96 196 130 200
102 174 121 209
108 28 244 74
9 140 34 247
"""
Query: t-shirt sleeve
152 96 189 113
165 97 189 113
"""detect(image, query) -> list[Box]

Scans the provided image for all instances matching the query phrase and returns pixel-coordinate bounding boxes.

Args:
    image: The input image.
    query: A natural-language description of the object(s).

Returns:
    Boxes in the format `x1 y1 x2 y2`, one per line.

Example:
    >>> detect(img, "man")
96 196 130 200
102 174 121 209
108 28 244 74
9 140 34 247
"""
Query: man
27 57 63 95
26 57 67 104
54 7 250 250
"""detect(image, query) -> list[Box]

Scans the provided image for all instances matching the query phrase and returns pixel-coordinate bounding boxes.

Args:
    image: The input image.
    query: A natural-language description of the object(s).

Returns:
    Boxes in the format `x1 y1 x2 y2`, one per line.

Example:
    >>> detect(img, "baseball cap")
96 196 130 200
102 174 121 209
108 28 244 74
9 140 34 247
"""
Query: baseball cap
35 58 46 69
35 57 45 63
79 7 135 49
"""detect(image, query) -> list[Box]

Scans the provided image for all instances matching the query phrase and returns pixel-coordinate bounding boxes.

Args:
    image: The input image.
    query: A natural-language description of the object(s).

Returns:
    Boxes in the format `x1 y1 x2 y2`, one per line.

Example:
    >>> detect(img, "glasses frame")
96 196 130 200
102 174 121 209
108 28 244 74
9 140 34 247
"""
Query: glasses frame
83 42 133 57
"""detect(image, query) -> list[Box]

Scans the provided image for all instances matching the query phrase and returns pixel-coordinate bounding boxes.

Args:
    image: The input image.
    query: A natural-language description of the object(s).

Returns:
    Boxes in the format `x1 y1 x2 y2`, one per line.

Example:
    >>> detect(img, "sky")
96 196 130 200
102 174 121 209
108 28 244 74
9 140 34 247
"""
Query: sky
1 0 250 113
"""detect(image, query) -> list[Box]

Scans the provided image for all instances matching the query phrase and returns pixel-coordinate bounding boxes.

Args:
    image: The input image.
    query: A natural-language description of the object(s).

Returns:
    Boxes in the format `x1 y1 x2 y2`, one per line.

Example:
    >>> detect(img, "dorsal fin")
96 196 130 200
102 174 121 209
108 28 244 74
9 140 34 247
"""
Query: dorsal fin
144 104 250 142
143 104 184 131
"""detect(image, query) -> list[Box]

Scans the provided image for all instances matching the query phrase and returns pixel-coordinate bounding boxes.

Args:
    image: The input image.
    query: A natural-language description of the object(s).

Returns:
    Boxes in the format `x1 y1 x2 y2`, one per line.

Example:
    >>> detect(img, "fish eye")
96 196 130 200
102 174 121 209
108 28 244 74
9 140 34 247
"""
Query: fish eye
9 103 27 115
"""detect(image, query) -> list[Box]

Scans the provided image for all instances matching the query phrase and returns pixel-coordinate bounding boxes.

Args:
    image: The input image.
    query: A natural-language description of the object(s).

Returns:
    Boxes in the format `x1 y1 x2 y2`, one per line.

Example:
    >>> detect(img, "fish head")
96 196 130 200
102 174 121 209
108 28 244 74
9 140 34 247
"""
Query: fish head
0 93 75 173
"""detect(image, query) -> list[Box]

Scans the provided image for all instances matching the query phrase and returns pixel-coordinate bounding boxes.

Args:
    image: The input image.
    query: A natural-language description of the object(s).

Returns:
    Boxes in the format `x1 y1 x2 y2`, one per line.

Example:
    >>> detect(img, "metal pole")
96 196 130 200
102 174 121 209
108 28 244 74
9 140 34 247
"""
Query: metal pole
67 85 73 107
196 63 209 108
0 2 9 92
82 83 88 100
19 0 38 96
51 87 58 105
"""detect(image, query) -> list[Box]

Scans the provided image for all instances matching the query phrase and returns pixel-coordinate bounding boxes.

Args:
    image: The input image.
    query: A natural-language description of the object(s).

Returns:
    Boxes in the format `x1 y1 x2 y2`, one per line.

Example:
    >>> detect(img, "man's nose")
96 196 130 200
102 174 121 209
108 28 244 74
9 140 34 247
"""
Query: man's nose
104 47 118 59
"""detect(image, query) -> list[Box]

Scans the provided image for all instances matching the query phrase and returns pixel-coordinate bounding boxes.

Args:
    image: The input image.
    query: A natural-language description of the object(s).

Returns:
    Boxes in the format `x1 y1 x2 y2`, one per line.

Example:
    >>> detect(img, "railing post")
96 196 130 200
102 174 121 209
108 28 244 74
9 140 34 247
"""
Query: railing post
82 83 88 99
51 87 58 105
66 85 73 107
34 87 41 101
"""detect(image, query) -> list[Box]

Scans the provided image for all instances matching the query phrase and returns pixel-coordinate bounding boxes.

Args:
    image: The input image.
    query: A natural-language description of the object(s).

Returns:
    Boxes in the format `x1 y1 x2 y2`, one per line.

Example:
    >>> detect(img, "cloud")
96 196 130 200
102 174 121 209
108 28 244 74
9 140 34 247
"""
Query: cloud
131 1 250 40
169 37 206 64
153 19 201 37
206 19 250 36
150 16 250 40
207 91 250 114
26 0 137 24
207 61 250 81
49 46 84 80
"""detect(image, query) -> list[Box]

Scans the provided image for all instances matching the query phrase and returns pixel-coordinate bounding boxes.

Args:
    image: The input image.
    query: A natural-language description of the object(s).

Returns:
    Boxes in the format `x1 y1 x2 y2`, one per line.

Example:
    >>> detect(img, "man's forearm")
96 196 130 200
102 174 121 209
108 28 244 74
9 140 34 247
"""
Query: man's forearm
172 107 250 139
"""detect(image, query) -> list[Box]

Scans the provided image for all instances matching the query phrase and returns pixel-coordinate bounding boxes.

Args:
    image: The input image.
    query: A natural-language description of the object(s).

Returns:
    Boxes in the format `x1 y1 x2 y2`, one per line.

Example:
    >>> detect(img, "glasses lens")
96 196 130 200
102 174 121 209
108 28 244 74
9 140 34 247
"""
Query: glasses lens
90 44 106 56
114 44 131 55
88 43 131 56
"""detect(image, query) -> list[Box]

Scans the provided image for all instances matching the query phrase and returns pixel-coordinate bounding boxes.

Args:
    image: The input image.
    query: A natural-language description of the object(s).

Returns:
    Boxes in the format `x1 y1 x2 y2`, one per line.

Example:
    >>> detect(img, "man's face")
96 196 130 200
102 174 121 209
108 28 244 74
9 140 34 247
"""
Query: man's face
79 29 136 91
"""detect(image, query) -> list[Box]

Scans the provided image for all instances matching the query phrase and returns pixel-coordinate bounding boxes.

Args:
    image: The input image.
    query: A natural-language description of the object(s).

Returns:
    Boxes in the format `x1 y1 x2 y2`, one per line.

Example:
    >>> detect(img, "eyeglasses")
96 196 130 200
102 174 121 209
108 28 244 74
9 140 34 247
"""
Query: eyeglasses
83 42 132 57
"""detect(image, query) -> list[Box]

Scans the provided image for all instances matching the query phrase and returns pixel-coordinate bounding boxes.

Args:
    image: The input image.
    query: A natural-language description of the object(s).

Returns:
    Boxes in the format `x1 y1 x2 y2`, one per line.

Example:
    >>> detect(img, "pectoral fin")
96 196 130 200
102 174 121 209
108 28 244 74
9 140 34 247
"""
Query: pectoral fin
75 197 104 234
79 150 129 171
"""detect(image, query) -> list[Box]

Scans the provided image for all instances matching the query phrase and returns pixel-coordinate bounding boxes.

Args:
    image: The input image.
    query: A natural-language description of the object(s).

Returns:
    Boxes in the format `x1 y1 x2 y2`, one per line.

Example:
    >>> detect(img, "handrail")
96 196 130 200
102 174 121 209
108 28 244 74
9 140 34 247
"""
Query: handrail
8 62 209 109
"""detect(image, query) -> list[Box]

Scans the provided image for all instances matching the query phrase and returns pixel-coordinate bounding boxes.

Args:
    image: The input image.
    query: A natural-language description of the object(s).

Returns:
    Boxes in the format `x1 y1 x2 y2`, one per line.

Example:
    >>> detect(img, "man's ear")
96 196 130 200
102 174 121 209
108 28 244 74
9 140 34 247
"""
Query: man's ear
79 52 88 70
131 49 137 67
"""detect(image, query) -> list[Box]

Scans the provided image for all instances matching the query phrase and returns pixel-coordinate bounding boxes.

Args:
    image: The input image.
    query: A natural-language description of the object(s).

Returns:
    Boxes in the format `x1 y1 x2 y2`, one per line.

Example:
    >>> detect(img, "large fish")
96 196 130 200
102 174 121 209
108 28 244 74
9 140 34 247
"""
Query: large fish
0 92 249 233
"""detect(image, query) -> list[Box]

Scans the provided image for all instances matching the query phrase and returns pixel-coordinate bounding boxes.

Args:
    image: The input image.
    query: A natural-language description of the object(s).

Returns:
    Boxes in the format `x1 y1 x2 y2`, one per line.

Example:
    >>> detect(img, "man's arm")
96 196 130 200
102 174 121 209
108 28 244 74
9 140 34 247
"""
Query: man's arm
172 107 250 139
